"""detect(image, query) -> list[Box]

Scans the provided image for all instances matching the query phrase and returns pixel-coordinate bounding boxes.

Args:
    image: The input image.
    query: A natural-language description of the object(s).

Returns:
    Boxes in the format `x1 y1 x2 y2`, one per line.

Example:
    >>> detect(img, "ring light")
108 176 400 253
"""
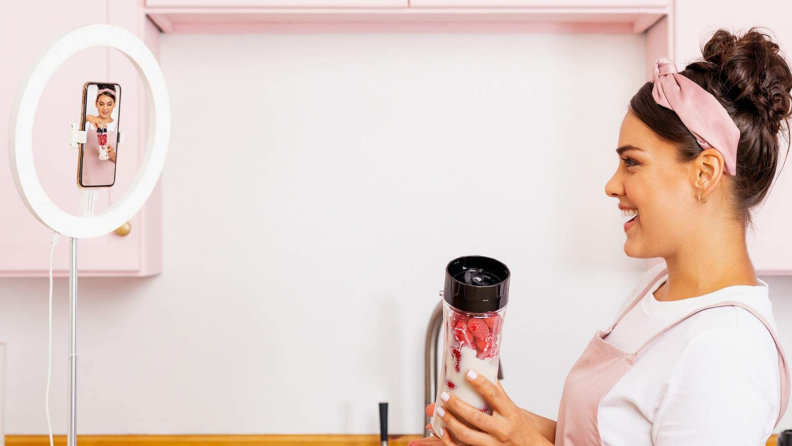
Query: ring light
8 24 170 239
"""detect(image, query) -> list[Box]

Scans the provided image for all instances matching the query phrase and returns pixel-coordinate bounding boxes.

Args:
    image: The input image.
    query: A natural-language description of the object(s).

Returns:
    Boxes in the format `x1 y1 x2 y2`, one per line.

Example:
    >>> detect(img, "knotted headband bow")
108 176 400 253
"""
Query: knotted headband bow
651 57 740 176
96 88 116 98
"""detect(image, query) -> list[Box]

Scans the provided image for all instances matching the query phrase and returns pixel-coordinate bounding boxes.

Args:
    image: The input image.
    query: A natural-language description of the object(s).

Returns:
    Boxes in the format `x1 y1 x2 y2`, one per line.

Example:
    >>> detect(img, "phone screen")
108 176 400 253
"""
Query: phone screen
78 82 122 188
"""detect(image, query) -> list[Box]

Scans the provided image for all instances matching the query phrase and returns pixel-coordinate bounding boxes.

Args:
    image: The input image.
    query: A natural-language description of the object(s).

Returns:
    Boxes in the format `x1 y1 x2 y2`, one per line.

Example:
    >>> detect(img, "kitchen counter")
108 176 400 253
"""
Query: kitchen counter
5 433 780 445
5 435 424 445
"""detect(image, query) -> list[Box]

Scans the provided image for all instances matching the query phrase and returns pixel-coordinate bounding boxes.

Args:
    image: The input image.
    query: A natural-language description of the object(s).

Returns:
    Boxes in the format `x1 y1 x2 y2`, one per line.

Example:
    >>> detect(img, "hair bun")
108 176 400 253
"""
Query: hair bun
702 27 792 135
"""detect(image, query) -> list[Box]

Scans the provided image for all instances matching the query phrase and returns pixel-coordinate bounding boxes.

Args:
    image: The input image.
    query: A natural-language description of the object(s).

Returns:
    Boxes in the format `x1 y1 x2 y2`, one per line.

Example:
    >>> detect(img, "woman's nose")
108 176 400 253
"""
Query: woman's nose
604 170 623 198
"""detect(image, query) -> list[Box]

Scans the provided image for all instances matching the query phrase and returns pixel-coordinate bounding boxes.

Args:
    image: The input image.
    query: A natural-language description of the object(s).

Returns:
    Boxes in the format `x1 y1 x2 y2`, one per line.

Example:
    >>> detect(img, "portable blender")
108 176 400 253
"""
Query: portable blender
97 127 109 160
431 255 510 441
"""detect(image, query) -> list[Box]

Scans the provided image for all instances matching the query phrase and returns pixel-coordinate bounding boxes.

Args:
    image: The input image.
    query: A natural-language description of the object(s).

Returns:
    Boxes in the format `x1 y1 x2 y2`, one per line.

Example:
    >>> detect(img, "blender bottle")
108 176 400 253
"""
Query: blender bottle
431 255 510 441
97 127 109 160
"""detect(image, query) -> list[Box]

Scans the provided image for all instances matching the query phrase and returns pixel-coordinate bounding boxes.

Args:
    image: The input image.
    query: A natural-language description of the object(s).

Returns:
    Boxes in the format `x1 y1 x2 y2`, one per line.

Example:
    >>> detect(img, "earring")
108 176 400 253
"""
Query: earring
698 192 708 204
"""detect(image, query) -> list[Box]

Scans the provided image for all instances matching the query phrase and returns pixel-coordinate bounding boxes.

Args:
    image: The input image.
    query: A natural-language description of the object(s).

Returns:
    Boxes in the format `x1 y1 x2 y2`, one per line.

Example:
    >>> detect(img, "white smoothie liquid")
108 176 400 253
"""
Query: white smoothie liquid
431 345 499 440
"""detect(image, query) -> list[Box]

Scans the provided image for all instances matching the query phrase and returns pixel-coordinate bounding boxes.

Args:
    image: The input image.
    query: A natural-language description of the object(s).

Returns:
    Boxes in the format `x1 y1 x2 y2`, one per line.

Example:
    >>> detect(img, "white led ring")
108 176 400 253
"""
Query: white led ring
9 24 170 238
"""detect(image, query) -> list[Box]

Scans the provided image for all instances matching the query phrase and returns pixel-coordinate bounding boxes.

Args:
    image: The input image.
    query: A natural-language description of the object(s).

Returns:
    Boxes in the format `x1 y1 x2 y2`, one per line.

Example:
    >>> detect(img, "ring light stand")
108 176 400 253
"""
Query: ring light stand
8 25 170 446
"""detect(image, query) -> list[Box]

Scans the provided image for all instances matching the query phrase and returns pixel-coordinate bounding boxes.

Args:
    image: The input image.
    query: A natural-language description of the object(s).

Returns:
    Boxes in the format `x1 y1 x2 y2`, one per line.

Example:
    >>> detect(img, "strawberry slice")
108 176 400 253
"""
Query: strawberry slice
484 314 503 334
475 333 497 359
467 318 490 340
451 348 462 372
454 320 475 347
450 313 469 328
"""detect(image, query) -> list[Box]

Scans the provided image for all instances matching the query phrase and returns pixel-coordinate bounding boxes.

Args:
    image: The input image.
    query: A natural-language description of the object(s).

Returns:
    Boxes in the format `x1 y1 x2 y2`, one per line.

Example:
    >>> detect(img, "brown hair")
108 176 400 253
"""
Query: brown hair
628 27 792 228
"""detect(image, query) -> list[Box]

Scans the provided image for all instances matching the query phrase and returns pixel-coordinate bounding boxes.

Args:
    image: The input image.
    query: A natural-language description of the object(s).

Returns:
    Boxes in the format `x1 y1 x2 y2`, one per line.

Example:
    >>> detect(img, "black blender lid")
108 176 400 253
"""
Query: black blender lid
443 255 510 313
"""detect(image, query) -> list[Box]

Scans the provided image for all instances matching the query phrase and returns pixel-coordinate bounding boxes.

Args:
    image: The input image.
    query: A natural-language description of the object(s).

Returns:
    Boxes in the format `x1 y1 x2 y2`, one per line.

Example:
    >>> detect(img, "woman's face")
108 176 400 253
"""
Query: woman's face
604 110 705 259
96 94 115 120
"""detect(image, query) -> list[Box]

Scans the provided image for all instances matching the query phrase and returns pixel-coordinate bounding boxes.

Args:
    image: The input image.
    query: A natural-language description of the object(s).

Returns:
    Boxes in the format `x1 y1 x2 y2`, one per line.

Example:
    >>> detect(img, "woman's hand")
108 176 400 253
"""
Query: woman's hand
86 115 105 129
107 144 116 163
411 371 552 446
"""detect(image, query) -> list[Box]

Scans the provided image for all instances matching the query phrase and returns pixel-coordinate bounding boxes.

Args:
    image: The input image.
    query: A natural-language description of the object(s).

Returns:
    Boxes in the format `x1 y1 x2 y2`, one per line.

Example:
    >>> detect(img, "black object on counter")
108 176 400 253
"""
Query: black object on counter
379 402 388 446
444 255 510 313
779 430 792 446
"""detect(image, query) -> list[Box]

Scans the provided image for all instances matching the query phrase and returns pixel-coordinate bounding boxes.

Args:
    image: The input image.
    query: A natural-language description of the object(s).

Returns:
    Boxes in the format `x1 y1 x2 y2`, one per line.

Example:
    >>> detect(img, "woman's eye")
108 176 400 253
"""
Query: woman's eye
621 157 638 167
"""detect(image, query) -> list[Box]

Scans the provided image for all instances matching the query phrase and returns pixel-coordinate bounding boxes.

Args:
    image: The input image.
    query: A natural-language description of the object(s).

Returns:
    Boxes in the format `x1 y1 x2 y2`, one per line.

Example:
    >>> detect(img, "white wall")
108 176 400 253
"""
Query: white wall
2 31 792 435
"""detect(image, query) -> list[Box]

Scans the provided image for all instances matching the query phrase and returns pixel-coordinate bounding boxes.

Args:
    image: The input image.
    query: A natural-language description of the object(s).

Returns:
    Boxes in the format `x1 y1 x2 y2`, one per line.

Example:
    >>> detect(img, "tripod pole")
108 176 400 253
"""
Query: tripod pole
67 237 78 446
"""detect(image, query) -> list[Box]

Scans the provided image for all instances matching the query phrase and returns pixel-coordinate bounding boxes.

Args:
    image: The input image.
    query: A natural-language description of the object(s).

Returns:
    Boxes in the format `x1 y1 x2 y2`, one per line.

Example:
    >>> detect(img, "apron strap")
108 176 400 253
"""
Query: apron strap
605 266 669 332
634 300 791 428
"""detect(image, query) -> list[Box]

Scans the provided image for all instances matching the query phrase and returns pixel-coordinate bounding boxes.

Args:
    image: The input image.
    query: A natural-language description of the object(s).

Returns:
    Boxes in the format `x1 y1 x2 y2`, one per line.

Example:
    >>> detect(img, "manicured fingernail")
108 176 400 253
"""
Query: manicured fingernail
467 370 478 380
440 392 450 402
436 406 445 417
438 427 444 438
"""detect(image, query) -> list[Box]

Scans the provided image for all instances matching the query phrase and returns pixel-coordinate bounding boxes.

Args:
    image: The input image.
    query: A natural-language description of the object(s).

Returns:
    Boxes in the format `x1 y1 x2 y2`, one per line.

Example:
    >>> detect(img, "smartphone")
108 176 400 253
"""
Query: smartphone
77 82 122 188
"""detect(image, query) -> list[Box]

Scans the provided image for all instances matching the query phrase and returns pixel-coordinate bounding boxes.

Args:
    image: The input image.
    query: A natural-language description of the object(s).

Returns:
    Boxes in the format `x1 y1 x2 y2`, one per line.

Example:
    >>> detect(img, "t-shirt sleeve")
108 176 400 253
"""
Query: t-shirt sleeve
652 319 780 445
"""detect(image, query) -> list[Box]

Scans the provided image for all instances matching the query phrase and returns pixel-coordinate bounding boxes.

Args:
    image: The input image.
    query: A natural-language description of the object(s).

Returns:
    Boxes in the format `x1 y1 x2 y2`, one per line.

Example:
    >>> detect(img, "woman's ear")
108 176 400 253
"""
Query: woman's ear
693 148 725 196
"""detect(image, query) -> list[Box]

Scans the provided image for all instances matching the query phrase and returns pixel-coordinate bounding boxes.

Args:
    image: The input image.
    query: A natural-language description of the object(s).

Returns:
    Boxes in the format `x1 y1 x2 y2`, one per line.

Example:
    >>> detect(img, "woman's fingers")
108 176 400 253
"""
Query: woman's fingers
425 403 435 418
437 390 502 434
434 404 496 446
465 370 515 415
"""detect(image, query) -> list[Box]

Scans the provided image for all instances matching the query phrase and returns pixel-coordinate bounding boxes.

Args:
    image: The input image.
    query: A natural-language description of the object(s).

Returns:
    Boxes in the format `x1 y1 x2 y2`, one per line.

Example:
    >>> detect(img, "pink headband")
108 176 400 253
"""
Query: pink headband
651 57 740 176
97 88 115 98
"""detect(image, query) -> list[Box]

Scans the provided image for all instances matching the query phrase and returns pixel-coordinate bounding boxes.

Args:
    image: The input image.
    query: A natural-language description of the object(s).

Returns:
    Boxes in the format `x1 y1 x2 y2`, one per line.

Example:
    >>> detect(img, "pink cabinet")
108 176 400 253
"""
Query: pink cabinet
143 1 669 34
644 0 792 275
146 0 407 6
0 0 162 277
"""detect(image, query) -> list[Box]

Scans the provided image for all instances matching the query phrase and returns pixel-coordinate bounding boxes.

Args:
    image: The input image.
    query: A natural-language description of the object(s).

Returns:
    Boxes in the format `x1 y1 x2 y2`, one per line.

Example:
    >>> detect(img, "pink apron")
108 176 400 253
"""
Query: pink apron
81 126 117 187
555 267 791 445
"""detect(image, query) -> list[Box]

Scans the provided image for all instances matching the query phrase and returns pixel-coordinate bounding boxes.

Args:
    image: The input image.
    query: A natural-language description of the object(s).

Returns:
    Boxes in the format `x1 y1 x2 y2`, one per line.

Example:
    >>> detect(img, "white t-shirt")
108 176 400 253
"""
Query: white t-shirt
598 261 783 446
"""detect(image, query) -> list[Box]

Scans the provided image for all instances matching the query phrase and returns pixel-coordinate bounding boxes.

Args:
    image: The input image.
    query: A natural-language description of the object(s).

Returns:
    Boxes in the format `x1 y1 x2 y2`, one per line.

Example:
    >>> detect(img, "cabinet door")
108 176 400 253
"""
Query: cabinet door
410 0 668 6
145 0 407 7
0 0 161 277
746 165 792 275
666 0 792 275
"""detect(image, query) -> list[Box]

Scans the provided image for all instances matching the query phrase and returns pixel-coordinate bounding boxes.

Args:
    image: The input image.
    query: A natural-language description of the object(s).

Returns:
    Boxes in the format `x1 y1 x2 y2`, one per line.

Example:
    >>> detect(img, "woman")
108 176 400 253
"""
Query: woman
80 85 119 187
85 86 118 163
411 27 792 446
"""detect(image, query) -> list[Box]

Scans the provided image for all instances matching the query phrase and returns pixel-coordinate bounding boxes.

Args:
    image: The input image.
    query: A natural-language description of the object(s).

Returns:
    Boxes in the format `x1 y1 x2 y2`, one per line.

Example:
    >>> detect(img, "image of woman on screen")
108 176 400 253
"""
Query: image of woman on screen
85 86 117 163
80 83 120 187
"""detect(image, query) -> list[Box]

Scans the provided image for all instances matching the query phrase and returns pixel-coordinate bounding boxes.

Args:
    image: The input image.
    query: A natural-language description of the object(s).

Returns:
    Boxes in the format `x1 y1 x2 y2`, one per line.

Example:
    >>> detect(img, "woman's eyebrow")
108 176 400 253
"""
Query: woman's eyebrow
616 145 645 156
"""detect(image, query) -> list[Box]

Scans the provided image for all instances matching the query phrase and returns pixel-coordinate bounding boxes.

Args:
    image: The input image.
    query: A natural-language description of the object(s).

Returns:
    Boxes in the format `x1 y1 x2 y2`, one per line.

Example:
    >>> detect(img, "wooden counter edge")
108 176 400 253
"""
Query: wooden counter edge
3 434 779 445
5 434 425 446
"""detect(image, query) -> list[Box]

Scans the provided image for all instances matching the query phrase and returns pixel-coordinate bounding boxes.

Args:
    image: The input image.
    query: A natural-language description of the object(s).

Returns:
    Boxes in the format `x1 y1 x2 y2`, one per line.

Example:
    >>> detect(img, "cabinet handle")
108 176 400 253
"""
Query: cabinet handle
115 221 132 236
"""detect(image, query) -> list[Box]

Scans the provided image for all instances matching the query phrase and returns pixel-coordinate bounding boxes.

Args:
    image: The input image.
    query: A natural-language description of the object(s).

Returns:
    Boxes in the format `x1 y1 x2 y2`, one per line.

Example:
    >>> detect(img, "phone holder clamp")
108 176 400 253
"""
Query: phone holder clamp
69 124 126 148
69 123 86 148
